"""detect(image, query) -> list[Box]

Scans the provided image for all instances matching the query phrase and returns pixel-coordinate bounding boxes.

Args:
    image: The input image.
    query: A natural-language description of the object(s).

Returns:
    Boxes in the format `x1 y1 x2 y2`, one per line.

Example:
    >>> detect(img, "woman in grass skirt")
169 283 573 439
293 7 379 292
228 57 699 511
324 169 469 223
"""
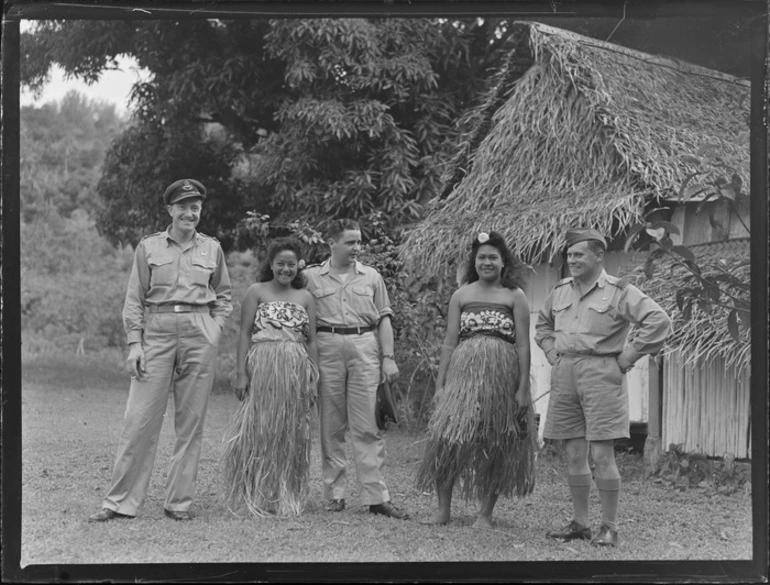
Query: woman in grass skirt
225 237 319 517
417 230 536 528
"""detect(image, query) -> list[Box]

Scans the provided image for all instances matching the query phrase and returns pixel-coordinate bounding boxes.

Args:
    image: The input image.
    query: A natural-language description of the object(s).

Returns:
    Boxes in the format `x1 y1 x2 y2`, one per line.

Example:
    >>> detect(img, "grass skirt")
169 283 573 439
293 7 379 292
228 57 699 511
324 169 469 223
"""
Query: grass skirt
416 335 537 500
223 340 318 517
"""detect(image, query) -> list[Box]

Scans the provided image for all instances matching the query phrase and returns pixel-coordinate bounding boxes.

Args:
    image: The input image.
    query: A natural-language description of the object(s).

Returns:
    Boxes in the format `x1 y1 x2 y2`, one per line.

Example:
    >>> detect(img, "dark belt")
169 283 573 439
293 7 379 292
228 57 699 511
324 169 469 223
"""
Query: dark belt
559 352 619 358
317 325 375 335
148 304 210 314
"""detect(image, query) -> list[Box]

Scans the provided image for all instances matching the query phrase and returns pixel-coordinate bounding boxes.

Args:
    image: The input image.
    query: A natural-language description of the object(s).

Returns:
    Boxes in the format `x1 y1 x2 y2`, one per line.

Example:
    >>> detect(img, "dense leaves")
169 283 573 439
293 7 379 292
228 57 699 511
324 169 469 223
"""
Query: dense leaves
20 92 124 221
20 18 528 249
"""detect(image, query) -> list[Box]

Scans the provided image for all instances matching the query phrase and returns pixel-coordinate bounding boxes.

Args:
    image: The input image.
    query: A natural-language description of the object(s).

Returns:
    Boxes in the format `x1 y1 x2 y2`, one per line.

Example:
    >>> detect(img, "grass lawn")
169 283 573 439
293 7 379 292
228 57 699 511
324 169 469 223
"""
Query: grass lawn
20 352 753 567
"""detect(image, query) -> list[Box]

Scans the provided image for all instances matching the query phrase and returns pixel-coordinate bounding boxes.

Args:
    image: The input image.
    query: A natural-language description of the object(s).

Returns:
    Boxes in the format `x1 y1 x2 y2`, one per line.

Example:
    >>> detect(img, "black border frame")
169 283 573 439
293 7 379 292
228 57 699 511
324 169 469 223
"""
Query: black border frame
2 1 768 582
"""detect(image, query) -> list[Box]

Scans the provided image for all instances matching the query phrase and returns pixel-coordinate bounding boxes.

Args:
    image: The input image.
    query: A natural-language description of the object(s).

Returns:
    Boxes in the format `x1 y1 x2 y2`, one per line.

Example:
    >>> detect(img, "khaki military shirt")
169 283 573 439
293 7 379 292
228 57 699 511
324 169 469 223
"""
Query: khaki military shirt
304 259 394 328
122 227 233 344
535 270 671 367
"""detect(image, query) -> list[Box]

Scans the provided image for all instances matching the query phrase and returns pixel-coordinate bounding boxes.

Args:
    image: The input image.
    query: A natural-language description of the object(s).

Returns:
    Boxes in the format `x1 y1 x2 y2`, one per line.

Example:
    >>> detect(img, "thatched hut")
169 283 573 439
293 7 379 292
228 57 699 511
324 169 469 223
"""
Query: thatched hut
400 21 751 459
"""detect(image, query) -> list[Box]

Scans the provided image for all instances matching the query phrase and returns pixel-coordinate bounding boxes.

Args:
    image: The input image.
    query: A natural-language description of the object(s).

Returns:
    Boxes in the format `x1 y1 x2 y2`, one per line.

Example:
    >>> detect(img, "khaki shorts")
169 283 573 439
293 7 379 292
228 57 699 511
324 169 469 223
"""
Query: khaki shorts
543 354 629 441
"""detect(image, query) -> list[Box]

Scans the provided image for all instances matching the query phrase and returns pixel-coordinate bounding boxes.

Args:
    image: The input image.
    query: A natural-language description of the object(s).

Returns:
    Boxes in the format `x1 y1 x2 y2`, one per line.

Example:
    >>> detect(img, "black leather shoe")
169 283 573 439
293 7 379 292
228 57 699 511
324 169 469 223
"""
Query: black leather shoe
369 501 410 520
325 498 345 512
591 524 618 547
164 508 194 521
88 508 134 523
546 520 592 541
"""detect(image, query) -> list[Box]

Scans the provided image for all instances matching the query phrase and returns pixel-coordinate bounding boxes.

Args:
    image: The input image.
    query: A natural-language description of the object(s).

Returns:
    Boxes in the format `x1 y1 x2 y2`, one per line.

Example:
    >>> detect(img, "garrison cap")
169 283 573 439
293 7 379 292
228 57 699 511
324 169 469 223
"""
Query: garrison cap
163 179 207 205
565 228 607 250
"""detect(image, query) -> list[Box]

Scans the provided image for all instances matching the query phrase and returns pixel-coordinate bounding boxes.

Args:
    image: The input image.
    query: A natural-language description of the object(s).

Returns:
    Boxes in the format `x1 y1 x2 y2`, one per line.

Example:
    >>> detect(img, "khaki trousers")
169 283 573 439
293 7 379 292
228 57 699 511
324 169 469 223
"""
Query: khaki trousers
103 311 220 515
317 331 389 505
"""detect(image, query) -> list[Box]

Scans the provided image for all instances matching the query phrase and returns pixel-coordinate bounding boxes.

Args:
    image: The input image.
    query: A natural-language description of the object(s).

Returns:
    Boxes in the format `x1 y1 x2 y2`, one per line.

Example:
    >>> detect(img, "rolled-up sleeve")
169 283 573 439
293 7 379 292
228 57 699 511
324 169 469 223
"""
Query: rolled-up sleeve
372 273 394 322
617 285 672 364
209 243 233 327
122 242 150 345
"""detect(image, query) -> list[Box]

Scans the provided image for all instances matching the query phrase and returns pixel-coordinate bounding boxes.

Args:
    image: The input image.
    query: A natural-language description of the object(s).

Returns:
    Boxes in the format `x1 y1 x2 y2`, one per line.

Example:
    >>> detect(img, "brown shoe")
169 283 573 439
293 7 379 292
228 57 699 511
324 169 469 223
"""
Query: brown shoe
164 508 194 521
591 524 619 547
88 508 134 523
546 520 592 541
369 501 409 520
325 498 345 512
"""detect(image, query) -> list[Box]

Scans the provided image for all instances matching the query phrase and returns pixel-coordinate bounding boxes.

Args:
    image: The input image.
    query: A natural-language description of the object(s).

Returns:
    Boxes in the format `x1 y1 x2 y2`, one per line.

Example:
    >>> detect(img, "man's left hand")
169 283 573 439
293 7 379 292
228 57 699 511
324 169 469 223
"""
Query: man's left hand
617 354 633 374
382 357 399 383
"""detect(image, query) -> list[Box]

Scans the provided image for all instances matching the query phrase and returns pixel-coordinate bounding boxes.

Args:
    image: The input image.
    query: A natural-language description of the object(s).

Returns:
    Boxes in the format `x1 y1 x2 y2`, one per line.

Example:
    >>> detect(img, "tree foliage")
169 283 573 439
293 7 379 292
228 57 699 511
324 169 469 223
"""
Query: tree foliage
20 18 523 249
20 91 125 221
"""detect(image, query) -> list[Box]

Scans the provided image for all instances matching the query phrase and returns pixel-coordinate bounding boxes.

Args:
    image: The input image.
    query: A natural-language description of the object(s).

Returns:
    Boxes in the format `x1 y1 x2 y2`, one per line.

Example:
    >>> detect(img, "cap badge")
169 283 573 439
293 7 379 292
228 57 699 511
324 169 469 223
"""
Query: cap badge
182 181 194 191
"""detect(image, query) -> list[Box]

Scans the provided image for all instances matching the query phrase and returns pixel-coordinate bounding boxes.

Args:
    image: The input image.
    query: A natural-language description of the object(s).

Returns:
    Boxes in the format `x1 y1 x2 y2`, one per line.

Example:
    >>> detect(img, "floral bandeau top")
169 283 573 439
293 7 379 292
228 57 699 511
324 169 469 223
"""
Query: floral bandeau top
251 301 309 344
459 301 516 343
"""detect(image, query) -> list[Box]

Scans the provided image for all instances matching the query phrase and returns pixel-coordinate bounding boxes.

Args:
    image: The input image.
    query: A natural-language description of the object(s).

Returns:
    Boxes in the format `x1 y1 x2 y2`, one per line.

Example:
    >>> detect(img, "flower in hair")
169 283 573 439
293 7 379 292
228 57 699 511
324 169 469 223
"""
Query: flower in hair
298 259 306 269
477 232 490 244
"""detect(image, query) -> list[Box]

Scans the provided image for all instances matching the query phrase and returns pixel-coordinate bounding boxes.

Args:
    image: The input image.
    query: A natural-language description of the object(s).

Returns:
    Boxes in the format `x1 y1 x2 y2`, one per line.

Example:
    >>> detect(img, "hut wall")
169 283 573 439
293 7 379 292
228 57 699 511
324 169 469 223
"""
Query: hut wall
669 200 750 246
526 253 649 439
662 349 751 459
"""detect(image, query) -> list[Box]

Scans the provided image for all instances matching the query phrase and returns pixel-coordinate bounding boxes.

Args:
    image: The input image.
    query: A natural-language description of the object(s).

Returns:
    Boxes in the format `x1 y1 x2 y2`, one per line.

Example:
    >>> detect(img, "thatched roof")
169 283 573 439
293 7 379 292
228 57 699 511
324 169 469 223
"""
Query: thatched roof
624 238 751 374
400 21 750 273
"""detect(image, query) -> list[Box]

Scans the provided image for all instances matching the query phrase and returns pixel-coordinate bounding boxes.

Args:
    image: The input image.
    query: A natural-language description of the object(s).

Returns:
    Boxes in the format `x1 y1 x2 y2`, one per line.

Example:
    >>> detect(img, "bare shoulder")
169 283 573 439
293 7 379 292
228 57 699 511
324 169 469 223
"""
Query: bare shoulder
244 282 263 301
298 287 314 306
510 286 528 302
452 283 474 304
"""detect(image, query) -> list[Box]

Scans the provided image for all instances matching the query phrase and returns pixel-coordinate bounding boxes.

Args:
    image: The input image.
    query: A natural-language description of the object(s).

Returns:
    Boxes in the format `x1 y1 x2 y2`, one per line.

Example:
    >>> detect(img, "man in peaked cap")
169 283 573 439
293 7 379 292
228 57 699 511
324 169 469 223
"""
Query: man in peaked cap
89 178 232 523
535 228 671 547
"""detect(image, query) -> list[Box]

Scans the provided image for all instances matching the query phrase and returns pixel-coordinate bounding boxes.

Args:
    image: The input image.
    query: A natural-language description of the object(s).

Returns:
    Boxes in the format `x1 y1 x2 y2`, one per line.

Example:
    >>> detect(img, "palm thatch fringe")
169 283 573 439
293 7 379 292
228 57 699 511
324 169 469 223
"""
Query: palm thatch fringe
400 21 749 279
625 239 750 375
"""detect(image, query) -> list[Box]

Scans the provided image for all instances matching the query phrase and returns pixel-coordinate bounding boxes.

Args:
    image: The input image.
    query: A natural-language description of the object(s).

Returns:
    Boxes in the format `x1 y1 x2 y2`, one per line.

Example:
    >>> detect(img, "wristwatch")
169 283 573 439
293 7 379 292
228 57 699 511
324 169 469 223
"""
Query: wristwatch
382 353 395 360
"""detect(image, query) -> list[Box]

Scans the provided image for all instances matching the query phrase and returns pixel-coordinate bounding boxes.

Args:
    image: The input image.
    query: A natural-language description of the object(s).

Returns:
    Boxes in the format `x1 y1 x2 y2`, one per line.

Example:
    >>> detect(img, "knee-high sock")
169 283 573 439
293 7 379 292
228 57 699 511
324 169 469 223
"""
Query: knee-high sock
595 476 621 530
567 473 592 527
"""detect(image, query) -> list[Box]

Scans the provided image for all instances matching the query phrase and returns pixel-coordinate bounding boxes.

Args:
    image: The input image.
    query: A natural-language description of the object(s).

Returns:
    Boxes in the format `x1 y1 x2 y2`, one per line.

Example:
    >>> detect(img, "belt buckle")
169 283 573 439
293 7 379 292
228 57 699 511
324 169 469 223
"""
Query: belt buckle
173 304 185 313
355 327 362 335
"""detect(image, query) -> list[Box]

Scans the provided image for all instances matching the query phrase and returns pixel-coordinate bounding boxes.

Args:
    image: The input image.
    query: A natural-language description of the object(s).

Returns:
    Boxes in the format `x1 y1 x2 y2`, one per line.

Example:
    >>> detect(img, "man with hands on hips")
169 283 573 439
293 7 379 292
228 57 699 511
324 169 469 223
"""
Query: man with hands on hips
535 228 671 547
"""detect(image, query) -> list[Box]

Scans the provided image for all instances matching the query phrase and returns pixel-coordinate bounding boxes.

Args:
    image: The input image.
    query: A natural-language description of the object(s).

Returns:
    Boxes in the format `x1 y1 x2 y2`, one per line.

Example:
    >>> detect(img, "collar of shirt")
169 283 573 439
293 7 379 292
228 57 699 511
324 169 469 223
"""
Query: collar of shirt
318 258 365 278
570 269 608 300
163 225 203 249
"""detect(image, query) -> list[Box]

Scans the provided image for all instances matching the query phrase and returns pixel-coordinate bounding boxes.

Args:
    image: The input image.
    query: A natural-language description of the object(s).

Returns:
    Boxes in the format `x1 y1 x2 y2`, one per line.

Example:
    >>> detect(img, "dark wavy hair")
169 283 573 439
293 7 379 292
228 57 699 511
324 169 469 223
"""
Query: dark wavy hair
461 230 528 290
257 237 307 289
326 218 361 241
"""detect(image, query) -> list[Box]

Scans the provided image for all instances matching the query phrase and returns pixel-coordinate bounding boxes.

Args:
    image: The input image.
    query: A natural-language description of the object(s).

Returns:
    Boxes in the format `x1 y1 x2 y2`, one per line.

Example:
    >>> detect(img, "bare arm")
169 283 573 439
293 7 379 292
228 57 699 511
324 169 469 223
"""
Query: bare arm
512 288 531 407
232 284 260 397
435 290 462 391
377 315 399 383
303 289 319 369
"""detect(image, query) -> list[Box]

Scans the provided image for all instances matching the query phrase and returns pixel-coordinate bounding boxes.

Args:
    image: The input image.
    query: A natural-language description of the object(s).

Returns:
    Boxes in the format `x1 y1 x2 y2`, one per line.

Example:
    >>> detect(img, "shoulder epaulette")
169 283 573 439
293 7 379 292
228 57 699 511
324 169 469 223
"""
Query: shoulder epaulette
197 232 219 242
554 277 573 288
140 231 163 242
304 263 321 270
607 274 631 289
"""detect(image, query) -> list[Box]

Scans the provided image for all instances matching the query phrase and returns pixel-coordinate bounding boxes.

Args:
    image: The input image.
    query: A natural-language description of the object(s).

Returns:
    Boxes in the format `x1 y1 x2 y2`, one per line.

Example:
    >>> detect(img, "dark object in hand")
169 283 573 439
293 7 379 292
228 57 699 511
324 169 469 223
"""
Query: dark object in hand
375 381 399 430
517 409 529 436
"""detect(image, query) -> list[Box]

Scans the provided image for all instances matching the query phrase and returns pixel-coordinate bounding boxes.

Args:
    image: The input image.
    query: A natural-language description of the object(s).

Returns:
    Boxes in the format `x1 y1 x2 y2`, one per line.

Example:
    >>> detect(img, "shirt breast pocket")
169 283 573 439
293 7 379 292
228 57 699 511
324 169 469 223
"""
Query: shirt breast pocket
586 300 615 333
191 257 216 286
552 300 573 330
148 255 175 287
311 286 338 318
352 285 374 299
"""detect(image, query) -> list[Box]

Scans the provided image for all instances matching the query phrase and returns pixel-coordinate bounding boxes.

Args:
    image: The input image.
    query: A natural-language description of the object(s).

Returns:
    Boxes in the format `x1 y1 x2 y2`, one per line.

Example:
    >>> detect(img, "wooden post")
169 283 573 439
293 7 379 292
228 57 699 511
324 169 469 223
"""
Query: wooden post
644 355 663 469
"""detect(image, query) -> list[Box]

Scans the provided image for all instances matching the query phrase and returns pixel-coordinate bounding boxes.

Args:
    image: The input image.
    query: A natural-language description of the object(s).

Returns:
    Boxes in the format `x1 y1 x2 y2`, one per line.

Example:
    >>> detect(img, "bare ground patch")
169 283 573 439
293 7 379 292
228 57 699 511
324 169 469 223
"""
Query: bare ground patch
20 355 752 566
